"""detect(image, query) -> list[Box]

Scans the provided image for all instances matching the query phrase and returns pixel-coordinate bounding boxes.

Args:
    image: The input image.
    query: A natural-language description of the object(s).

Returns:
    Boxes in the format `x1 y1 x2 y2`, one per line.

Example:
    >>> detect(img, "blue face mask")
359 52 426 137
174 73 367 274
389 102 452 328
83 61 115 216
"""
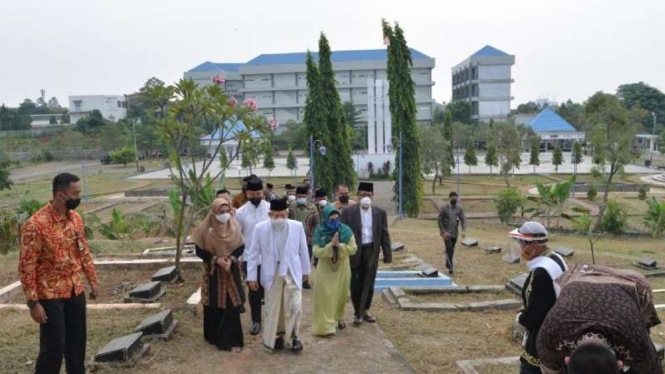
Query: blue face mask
326 218 341 230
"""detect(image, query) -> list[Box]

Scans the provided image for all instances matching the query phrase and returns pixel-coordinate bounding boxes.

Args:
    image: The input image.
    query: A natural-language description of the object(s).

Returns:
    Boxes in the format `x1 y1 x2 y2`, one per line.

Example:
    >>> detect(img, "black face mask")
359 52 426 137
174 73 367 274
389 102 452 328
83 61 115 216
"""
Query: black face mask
62 194 81 211
450 199 457 206
249 197 263 207
339 195 350 204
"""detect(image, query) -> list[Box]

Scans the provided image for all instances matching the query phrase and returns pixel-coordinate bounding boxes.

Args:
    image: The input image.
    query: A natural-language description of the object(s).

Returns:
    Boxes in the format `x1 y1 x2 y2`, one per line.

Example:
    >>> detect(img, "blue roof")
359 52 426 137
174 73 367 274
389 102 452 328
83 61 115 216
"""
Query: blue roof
527 107 576 132
188 62 244 72
472 45 510 57
199 120 261 141
245 48 430 66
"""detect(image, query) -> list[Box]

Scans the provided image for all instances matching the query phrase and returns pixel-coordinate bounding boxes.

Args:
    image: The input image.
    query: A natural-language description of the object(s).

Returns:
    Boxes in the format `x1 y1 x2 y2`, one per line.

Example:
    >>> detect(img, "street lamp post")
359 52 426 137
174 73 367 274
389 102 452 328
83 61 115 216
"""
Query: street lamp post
650 112 657 167
132 119 140 172
456 150 461 198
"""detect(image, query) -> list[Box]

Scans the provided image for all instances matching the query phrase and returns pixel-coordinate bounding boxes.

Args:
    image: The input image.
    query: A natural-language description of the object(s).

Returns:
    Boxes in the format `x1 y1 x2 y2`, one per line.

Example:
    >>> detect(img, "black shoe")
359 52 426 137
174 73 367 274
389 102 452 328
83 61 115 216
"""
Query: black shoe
274 337 285 350
249 322 261 335
448 269 454 275
292 338 303 353
303 281 311 290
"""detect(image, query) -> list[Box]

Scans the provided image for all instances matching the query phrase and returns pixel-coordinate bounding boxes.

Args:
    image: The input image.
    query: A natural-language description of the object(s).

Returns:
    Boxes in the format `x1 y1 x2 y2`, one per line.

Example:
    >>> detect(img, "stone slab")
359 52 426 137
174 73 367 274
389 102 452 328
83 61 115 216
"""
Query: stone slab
415 263 433 272
638 258 658 269
554 247 575 258
389 287 407 299
468 299 521 311
129 281 162 300
94 333 145 363
502 254 521 264
421 267 439 278
151 266 177 283
483 246 502 254
461 238 478 247
506 273 529 295
134 309 178 339
457 356 520 374
391 242 406 251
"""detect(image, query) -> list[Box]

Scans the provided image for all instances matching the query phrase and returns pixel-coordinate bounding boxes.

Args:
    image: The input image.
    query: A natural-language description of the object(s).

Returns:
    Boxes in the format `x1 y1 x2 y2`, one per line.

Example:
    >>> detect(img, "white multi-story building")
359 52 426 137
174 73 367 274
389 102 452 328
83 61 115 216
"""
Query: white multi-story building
68 95 127 123
452 45 515 122
184 49 436 125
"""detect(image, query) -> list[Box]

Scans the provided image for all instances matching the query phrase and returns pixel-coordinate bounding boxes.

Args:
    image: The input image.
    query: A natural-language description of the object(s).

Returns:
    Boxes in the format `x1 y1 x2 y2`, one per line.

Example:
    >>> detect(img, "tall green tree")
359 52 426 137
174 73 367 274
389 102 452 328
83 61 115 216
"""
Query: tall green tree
441 108 455 175
485 140 499 174
318 33 355 190
516 101 540 113
572 140 583 167
557 99 586 130
464 137 478 173
383 20 422 217
493 122 522 186
263 143 276 179
303 52 333 193
286 148 297 179
342 101 362 126
552 143 564 173
617 82 665 128
419 125 448 194
529 140 541 174
448 101 472 124
586 92 641 230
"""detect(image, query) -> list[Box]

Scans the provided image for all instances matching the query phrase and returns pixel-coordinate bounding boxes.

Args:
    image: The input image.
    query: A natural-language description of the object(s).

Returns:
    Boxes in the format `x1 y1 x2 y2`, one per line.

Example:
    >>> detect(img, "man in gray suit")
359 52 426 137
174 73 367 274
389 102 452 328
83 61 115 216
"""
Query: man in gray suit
341 182 392 326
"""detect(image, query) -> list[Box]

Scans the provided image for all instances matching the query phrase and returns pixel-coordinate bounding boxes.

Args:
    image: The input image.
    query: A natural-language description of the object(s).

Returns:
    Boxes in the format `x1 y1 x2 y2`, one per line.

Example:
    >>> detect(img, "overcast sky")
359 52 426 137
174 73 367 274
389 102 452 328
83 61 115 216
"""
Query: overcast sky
1 0 663 109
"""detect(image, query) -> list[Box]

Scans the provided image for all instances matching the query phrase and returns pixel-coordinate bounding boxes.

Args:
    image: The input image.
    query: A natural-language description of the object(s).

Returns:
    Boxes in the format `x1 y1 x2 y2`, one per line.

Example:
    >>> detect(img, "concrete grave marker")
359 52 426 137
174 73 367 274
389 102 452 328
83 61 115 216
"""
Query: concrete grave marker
391 242 406 251
415 263 433 272
94 333 149 364
484 246 502 254
638 258 658 270
506 273 529 295
421 267 439 278
126 281 165 303
134 309 178 340
554 247 574 258
151 266 177 283
502 254 520 264
461 238 478 247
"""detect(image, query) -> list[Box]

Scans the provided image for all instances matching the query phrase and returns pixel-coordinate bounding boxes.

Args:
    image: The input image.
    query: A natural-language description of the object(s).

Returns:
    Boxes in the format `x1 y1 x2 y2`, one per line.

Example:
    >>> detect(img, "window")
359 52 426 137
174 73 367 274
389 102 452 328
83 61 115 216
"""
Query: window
73 100 82 111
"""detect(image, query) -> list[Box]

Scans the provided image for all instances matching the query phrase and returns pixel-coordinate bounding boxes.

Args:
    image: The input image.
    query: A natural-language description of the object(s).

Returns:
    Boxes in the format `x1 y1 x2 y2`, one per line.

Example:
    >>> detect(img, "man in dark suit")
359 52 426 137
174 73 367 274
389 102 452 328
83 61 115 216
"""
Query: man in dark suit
341 182 392 326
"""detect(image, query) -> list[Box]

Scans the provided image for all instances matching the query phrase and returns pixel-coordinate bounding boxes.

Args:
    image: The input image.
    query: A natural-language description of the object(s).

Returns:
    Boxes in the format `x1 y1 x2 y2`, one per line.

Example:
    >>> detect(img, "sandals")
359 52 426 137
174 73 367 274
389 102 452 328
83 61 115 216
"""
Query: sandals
337 321 346 330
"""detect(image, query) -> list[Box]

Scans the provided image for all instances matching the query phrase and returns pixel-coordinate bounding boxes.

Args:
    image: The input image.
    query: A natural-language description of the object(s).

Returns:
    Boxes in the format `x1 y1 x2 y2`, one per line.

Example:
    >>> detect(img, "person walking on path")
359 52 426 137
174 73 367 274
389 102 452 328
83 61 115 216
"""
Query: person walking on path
312 205 358 336
341 182 392 326
192 198 246 352
19 172 99 374
437 191 466 275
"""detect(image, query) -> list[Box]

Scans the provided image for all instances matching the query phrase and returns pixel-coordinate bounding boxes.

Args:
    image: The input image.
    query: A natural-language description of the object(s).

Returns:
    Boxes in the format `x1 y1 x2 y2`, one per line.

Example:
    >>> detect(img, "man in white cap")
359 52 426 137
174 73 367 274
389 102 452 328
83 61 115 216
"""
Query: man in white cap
246 197 310 353
508 221 568 374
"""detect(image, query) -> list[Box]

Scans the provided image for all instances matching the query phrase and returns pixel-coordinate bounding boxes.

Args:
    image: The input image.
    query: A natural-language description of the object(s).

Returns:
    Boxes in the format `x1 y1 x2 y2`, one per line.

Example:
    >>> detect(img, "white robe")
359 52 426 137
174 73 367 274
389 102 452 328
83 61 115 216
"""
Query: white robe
246 219 311 349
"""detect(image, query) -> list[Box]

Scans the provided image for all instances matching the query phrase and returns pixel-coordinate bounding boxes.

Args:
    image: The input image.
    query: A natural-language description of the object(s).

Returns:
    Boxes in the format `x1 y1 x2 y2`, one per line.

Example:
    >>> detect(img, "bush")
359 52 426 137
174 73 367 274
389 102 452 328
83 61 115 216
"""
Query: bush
600 200 627 234
496 188 524 224
587 185 597 201
638 185 648 201
41 150 54 162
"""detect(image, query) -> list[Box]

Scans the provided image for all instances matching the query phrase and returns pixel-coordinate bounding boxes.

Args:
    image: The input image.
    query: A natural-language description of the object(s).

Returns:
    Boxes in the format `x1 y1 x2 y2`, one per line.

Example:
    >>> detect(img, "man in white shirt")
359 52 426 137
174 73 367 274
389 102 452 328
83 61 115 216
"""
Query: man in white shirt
341 182 392 326
236 177 271 335
246 198 310 353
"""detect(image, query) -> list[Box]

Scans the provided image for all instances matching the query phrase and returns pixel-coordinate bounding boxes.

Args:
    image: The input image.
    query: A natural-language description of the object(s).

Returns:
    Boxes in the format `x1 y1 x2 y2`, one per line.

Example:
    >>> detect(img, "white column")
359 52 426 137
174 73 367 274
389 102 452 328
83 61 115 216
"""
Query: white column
367 79 376 154
382 80 392 153
376 80 385 154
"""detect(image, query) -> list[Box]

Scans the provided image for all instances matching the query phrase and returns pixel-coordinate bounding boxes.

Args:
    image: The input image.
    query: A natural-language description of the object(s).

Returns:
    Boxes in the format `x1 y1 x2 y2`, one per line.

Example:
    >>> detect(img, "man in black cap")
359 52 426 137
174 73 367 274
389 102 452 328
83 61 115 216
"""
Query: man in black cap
232 176 253 209
437 191 466 275
341 182 392 326
246 197 310 353
236 177 271 335
288 186 319 287
265 183 278 202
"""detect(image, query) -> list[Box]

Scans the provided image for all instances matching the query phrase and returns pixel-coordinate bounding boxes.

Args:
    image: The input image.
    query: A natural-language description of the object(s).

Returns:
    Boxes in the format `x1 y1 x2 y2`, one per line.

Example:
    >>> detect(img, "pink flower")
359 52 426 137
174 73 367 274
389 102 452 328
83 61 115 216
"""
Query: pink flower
243 98 258 112
228 96 238 107
269 117 279 131
212 75 226 86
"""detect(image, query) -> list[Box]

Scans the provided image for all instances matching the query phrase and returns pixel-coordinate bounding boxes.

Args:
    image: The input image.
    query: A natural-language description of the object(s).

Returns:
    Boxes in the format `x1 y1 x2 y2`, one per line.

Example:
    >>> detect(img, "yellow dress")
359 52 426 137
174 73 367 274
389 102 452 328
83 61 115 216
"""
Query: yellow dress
312 236 358 335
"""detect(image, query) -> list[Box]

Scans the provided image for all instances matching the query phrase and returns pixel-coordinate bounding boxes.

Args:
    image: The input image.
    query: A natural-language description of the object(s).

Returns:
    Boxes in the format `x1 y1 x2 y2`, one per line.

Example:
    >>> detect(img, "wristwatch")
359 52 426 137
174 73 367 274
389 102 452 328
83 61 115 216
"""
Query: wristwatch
27 300 39 309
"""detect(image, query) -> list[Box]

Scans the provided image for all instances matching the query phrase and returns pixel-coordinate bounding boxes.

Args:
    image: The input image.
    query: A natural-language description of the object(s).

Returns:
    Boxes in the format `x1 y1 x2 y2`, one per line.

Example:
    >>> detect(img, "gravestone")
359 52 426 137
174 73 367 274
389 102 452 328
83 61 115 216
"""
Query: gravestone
94 333 147 363
506 273 529 295
502 253 520 264
152 266 177 283
421 267 439 278
134 309 178 340
391 242 406 252
638 258 658 270
461 238 478 247
415 263 433 272
554 247 574 258
484 246 502 254
126 281 165 303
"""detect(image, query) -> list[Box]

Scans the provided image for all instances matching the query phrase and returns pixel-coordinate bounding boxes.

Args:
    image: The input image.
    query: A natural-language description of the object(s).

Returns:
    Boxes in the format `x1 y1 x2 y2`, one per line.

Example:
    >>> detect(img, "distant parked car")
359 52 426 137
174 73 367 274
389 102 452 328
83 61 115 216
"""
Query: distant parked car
100 155 112 165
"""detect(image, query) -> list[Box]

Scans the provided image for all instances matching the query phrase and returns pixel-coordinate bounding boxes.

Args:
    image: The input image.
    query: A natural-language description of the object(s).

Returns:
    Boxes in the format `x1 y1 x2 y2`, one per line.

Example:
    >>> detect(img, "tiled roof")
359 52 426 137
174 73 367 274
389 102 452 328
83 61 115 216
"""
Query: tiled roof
472 45 510 57
527 107 577 132
245 48 429 66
